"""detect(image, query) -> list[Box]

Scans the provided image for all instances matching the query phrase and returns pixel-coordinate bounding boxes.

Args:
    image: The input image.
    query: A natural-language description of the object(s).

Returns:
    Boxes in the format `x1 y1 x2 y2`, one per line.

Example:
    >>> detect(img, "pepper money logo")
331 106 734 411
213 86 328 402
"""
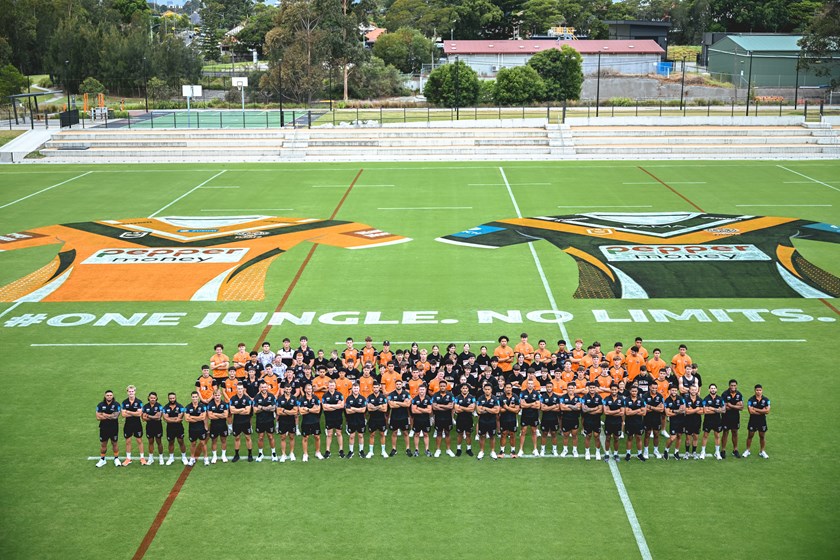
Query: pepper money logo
83 248 250 264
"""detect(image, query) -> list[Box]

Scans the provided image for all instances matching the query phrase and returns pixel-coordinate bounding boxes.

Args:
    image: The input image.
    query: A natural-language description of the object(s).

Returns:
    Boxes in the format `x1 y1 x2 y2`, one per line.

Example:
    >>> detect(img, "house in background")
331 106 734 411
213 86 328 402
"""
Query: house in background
604 20 671 54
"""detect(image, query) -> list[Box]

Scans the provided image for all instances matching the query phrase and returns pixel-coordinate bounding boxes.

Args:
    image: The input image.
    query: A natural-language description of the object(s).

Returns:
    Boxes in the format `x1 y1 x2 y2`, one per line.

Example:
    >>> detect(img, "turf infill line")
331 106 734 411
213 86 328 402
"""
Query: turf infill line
819 299 840 317
32 343 188 347
378 206 473 210
0 171 93 210
253 168 364 351
148 170 228 218
501 164 651 560
335 340 496 345
637 166 705 213
645 339 807 343
131 465 192 560
777 165 840 193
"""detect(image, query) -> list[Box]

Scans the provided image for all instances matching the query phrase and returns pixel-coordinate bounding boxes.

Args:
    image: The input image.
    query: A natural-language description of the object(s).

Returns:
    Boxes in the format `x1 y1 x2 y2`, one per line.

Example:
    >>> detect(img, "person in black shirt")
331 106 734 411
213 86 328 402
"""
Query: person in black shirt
518 378 541 457
721 379 744 459
207 391 230 464
634 367 655 397
229 383 254 463
345 383 368 459
322 380 345 459
701 383 726 460
297 336 315 367
184 391 208 466
555 340 571 368
458 343 476 368
744 384 771 459
298 383 323 461
475 345 492 370
539 382 561 457
623 386 647 462
581 383 603 461
162 392 188 466
498 383 520 458
475 383 500 460
453 383 476 457
121 385 146 466
276 385 298 462
507 364 526 396
253 383 277 462
388 379 412 457
432 383 455 458
95 390 122 468
643 384 665 460
243 369 261 400
411 384 433 457
663 387 686 461
142 392 164 466
684 386 704 459
313 349 329 372
602 384 624 462
366 381 389 458
560 384 581 458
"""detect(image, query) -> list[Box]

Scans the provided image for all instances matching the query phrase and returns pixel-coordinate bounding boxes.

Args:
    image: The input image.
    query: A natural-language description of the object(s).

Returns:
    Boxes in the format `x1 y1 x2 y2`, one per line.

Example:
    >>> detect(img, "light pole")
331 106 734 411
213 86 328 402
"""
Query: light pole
64 60 70 110
454 55 460 120
143 56 149 112
793 55 801 110
595 51 601 117
745 50 753 116
279 58 284 127
679 56 686 110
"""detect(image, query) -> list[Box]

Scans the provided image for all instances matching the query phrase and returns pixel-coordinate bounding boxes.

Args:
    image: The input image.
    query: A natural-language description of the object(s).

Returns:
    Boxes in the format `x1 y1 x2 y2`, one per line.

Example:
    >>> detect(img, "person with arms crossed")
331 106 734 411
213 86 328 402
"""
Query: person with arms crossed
185 391 209 466
232 342 249 380
207 390 230 464
366 380 389 458
683 385 703 459
581 383 604 461
142 392 165 466
121 385 146 466
345 383 368 459
432 381 456 457
321 379 346 459
559 383 581 458
410 384 433 457
602 384 624 462
642 383 664 459
95 390 122 468
276 385 298 462
720 379 744 459
671 344 692 377
388 379 412 457
454 383 476 457
498 382 520 458
624 386 647 461
645 348 667 378
298 383 324 462
229 383 254 463
539 381 561 457
253 382 278 462
663 386 686 461
475 383 500 460
518 378 541 457
743 385 771 459
222 368 239 431
162 392 188 465
701 383 725 460
210 343 230 385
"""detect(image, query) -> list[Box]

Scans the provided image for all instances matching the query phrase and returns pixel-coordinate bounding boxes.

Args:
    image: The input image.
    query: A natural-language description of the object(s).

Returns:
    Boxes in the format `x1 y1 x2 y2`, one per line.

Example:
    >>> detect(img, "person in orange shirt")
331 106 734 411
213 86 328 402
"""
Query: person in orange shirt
341 338 359 371
608 357 626 384
671 344 693 377
335 369 353 399
580 346 597 372
534 339 552 363
514 333 535 365
222 368 239 403
312 365 331 401
361 337 378 367
380 361 399 394
570 339 585 369
359 364 375 398
634 337 649 361
625 346 645 381
429 370 451 394
408 369 425 399
591 342 604 365
494 335 515 373
196 366 216 405
210 343 230 382
414 349 432 377
261 365 280 398
232 343 249 380
605 342 625 367
551 371 568 395
646 348 667 377
378 340 394 368
560 361 575 384
596 370 613 399
573 369 589 397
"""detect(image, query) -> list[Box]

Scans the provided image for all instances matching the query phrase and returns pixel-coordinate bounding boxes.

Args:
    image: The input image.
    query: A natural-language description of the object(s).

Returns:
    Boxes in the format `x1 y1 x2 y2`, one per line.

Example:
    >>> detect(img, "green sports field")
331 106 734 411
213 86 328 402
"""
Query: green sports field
0 160 838 559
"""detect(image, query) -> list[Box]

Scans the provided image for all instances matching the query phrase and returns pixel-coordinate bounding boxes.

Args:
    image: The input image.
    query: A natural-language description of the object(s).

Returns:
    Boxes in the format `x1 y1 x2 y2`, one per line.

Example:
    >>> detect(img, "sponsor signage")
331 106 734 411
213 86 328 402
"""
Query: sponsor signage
82 247 249 264
600 244 771 262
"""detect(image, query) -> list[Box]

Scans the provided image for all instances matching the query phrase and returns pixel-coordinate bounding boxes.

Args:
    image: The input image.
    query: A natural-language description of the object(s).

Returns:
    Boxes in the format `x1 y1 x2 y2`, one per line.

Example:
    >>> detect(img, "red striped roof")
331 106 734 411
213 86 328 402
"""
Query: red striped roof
443 39 664 55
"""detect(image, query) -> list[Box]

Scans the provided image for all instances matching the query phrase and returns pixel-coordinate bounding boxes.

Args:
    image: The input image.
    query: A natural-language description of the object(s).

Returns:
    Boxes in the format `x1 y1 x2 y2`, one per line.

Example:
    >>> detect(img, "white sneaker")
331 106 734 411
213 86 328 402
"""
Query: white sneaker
188 458 195 466
396 430 401 436
552 448 558 457
475 433 479 441
144 457 153 466
255 454 263 463
158 456 164 465
759 451 769 459
96 458 107 468
114 458 122 467
296 427 301 436
366 451 374 459
560 449 568 458
302 454 309 462
490 451 498 460
536 429 541 437
279 455 287 463
270 455 278 462
166 456 175 466
539 449 545 457
315 452 324 460
289 453 296 462
660 429 669 438
409 430 415 437
654 449 662 459
700 450 706 460
221 455 228 463
742 450 751 458
643 449 649 459
585 450 591 461
211 457 217 464
434 449 441 458
477 451 484 460
595 450 601 461
182 457 189 466
714 451 722 460
572 448 579 458
517 449 524 457
446 449 455 457
204 458 210 466
382 450 389 459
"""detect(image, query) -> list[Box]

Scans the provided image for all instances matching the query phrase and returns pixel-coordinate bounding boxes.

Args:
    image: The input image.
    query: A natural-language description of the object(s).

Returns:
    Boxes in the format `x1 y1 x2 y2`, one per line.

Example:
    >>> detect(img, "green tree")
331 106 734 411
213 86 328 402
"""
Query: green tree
348 56 407 98
527 44 582 100
111 0 150 24
521 0 565 37
423 59 479 106
798 0 840 88
0 63 27 99
372 27 434 74
493 65 544 104
145 76 172 107
79 76 105 95
236 4 278 58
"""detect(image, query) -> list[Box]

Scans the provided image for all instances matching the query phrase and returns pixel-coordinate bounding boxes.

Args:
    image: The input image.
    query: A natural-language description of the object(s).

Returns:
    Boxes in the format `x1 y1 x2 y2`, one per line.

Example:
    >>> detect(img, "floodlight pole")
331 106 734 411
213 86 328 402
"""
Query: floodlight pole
745 50 753 116
679 56 686 110
64 60 70 109
595 52 601 117
793 56 801 110
454 55 460 120
279 58 284 127
143 56 149 113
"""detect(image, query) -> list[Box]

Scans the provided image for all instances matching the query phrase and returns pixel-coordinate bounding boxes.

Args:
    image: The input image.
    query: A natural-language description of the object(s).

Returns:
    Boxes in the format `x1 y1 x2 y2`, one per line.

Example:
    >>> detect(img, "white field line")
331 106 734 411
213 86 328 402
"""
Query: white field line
199 186 239 189
735 205 831 207
32 343 188 347
646 339 807 343
312 184 394 188
557 205 652 208
622 181 706 185
777 165 840 193
378 206 472 210
0 171 93 210
148 170 227 217
85 454 602 461
335 340 496 345
200 209 293 212
0 301 22 319
467 183 551 186
501 165 651 560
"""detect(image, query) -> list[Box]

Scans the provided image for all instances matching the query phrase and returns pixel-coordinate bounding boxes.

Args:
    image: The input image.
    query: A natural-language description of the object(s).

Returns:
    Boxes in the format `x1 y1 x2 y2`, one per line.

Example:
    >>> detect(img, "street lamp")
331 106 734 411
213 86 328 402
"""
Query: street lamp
143 56 149 113
679 56 687 110
279 58 284 127
745 50 753 116
595 51 602 117
64 60 70 110
454 55 460 120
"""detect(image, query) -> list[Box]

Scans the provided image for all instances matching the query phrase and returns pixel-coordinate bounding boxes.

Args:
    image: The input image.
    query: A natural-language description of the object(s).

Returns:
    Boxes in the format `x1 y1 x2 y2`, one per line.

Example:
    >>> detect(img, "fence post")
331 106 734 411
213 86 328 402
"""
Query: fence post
307 110 311 128
731 97 735 117
587 102 590 118
754 99 758 116
427 106 430 123
611 104 614 117
804 100 808 121
332 109 336 126
635 100 638 117
7 109 10 130
380 106 383 125
659 100 663 117
707 100 711 117
475 106 478 120
197 112 201 129
522 105 525 119
404 107 406 123
779 100 783 117
127 112 131 129
562 99 566 124
151 111 154 129
356 106 359 125
546 104 550 121
266 111 269 129
104 110 108 129
44 110 49 129
292 111 297 129
819 100 824 118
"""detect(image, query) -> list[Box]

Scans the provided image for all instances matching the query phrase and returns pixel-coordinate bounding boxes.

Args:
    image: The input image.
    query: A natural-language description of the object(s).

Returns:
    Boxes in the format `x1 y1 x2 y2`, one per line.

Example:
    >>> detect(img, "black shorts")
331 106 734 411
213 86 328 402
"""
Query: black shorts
722 414 740 431
210 424 229 438
541 418 560 433
644 415 662 432
232 422 252 436
434 416 453 432
583 416 601 435
522 414 539 428
347 419 366 434
477 421 496 437
669 421 686 436
145 422 163 439
325 415 343 431
685 417 702 435
123 423 143 439
748 419 767 433
277 420 297 435
604 420 622 436
561 416 579 433
188 427 207 442
455 417 473 434
625 420 645 436
367 417 387 433
500 419 518 433
703 416 722 433
389 417 410 432
301 422 320 437
99 425 118 443
256 422 275 434
166 424 184 442
412 416 431 434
